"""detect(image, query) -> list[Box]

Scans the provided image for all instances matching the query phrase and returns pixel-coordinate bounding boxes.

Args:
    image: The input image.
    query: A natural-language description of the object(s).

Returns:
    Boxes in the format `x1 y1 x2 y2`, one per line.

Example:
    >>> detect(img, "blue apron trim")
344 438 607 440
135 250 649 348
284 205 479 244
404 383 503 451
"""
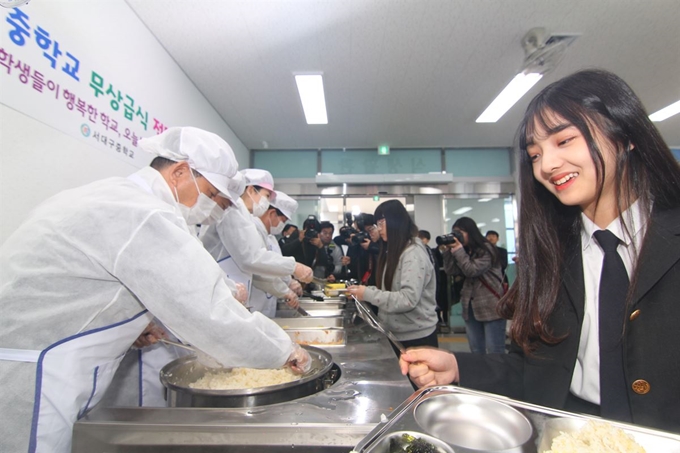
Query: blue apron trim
137 349 143 407
28 309 150 453
78 365 100 419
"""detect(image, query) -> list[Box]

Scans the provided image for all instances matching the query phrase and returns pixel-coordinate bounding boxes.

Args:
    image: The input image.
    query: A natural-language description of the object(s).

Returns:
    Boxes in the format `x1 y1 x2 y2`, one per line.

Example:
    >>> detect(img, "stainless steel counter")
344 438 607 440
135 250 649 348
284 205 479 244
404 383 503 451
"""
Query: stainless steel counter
72 323 414 452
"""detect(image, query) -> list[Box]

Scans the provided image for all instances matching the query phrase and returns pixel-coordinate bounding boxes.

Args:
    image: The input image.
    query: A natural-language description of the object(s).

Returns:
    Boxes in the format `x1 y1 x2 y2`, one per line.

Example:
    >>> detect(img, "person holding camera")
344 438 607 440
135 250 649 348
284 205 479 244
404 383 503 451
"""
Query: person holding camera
281 216 331 279
346 214 380 286
347 200 439 357
441 217 505 355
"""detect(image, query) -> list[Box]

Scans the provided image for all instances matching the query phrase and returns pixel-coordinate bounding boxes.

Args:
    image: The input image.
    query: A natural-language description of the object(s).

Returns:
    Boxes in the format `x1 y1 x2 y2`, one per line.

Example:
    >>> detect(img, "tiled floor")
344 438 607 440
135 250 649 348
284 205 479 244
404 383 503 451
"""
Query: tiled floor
437 331 470 353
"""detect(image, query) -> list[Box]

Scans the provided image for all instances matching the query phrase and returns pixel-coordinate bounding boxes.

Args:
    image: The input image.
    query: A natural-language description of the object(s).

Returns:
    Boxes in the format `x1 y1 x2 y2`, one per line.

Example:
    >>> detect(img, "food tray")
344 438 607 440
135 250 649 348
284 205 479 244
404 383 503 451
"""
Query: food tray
286 328 346 346
275 308 345 318
273 316 344 329
353 386 680 453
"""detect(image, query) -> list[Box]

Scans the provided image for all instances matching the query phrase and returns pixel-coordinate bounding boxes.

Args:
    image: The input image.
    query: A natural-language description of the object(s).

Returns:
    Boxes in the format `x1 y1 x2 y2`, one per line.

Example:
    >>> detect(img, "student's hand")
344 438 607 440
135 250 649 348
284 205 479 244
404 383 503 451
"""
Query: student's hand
289 279 303 296
310 237 322 248
399 348 459 388
360 239 371 250
449 240 463 253
293 263 313 283
133 322 168 349
346 285 366 301
341 256 351 266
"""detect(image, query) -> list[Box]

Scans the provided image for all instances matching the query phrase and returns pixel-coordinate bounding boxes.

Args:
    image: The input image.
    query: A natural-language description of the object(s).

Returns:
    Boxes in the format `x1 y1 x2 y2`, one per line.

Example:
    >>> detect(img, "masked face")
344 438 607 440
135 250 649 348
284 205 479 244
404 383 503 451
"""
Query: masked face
173 171 223 225
270 216 286 235
247 187 270 217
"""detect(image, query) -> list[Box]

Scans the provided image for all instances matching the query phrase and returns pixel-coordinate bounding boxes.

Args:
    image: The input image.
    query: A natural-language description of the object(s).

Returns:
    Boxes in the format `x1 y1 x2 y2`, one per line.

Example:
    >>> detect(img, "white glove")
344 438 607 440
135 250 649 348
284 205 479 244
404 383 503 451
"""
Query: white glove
287 343 312 374
293 262 313 283
233 283 248 305
288 279 303 296
285 290 300 309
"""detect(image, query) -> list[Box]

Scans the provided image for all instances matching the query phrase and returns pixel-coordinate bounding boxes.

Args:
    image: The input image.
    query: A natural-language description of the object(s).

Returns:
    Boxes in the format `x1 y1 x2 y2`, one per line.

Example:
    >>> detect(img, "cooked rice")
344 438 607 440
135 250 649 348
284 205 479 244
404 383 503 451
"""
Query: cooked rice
188 367 300 390
545 420 646 453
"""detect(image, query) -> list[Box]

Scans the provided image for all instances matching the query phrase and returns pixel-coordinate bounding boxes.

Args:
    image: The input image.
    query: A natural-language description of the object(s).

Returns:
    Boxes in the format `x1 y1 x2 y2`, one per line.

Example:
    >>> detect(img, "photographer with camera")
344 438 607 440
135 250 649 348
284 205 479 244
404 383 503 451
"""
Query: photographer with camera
281 215 331 279
346 213 381 287
440 217 504 355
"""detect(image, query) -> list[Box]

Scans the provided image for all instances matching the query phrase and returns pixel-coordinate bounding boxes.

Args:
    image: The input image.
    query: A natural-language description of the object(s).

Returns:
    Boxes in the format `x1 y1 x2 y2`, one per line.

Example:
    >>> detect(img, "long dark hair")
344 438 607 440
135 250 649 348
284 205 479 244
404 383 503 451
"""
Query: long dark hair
500 69 680 354
452 217 498 265
374 200 418 290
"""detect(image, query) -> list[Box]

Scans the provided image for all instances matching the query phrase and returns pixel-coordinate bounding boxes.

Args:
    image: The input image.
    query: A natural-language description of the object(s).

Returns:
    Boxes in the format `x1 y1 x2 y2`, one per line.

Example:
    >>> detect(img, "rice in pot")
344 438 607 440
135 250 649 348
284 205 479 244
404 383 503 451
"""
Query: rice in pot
188 367 301 390
545 420 646 453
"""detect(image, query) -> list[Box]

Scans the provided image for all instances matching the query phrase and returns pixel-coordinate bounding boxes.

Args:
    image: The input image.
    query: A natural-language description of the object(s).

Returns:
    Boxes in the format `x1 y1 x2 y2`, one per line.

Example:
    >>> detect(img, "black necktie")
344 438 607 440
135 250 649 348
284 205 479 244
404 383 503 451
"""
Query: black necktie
593 229 632 422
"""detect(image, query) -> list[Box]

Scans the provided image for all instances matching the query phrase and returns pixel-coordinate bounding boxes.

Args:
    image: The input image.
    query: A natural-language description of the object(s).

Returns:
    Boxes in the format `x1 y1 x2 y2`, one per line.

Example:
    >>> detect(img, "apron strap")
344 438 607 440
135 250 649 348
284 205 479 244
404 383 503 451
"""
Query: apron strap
0 347 41 362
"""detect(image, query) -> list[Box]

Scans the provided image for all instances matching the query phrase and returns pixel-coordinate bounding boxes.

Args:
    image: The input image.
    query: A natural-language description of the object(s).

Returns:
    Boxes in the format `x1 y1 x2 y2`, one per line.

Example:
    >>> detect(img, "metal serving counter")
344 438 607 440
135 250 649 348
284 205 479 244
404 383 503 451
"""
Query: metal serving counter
72 322 414 452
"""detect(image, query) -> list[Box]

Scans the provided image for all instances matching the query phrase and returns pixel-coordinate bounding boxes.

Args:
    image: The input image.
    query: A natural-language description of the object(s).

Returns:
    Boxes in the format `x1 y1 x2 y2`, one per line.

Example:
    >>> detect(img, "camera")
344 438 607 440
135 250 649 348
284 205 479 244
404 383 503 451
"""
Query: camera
351 231 370 245
436 230 464 246
340 226 359 240
305 228 319 239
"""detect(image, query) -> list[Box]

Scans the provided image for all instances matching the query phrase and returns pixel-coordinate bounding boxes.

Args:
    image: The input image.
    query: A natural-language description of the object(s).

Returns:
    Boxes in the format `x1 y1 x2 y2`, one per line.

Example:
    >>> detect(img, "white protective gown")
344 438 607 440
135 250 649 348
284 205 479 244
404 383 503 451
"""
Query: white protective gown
0 167 293 453
249 218 291 317
201 199 296 302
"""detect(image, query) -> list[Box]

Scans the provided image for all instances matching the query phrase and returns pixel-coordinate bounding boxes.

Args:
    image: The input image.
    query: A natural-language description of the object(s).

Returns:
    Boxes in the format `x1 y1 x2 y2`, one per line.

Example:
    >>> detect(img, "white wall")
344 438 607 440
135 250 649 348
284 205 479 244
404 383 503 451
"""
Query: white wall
0 0 249 245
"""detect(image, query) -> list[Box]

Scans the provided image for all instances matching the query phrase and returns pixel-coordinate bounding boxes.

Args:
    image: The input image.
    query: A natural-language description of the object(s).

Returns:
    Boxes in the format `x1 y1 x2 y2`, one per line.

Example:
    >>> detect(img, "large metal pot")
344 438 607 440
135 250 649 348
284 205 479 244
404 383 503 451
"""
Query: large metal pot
160 345 337 408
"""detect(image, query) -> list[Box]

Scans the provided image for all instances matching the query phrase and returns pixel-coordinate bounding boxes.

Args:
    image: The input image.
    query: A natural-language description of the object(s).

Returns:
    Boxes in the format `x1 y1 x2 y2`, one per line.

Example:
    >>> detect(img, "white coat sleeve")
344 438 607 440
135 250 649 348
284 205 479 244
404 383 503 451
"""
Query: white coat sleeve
214 206 297 277
113 212 293 369
252 274 291 298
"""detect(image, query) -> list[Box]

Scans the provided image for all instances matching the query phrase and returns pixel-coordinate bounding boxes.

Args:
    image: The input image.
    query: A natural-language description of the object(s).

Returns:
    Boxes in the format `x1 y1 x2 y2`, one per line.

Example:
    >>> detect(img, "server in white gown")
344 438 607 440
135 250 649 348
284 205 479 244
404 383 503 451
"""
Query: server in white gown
200 169 313 306
250 191 303 317
0 127 310 453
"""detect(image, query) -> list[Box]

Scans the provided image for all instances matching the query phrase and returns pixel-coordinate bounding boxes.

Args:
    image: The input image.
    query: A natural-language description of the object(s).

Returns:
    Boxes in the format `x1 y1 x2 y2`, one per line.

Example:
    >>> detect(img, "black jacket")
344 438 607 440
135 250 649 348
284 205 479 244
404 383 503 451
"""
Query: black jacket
456 206 680 433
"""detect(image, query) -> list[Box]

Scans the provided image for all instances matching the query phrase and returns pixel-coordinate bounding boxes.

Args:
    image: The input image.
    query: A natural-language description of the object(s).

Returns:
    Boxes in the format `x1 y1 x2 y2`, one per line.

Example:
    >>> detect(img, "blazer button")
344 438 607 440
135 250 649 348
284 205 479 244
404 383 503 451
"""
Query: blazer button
632 380 650 395
629 309 641 321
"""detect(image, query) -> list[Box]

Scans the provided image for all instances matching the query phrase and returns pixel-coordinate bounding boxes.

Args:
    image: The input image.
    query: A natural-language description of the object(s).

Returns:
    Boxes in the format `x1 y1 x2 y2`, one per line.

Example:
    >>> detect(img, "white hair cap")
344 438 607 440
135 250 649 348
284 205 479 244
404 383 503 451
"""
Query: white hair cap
139 127 238 197
224 171 246 202
270 191 298 220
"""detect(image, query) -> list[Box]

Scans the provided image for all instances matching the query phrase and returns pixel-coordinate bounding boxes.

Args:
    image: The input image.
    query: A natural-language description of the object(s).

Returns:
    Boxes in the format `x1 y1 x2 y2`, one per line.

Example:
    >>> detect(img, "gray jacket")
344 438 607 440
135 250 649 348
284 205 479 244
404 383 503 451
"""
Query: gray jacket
443 242 503 322
362 238 438 341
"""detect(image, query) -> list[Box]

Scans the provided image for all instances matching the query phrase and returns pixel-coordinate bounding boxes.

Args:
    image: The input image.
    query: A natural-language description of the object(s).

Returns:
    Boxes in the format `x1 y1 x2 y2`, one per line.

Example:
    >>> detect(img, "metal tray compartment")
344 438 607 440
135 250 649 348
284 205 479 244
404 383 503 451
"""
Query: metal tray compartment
286 328 346 346
354 386 680 453
276 308 345 318
272 316 344 329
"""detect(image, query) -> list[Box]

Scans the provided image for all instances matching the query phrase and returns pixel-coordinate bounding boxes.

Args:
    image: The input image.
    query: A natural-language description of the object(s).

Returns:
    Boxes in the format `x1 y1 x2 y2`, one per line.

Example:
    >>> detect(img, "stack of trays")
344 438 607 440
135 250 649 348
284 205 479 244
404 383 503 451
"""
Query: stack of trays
353 386 680 452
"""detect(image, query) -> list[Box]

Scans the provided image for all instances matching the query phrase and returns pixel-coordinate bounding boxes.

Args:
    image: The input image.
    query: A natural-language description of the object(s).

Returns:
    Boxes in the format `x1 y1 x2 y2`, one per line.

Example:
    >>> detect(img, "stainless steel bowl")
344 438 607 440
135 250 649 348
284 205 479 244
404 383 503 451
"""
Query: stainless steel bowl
160 345 336 408
414 393 533 451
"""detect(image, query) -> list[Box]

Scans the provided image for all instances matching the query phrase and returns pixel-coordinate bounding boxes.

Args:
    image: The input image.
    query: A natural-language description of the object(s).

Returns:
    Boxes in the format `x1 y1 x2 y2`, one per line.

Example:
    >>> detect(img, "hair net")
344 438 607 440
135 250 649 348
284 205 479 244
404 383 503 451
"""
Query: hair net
139 127 238 196
270 191 298 220
240 168 275 195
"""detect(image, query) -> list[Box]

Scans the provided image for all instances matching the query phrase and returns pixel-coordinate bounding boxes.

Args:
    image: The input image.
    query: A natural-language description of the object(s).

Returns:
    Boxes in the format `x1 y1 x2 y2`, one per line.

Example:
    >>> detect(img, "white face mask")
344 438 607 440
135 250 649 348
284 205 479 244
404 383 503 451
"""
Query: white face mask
174 171 222 225
270 217 286 235
248 188 270 217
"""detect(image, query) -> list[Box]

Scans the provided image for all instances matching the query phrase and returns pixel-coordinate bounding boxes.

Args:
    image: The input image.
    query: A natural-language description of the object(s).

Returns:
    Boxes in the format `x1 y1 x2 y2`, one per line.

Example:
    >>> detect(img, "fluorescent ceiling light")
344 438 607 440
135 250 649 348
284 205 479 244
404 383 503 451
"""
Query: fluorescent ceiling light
453 207 473 215
476 72 543 123
477 198 492 202
649 100 680 122
295 74 328 124
492 218 501 223
477 222 487 228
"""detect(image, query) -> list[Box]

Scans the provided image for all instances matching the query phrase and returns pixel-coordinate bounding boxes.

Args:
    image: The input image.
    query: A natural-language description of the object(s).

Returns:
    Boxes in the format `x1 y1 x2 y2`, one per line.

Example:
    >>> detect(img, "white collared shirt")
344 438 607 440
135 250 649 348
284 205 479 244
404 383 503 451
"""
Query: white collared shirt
570 200 647 404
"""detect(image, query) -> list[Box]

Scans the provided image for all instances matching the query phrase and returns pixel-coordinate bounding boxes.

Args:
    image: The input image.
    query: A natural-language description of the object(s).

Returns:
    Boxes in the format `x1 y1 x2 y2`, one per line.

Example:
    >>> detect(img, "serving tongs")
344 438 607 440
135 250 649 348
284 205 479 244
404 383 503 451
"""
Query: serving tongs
351 295 406 354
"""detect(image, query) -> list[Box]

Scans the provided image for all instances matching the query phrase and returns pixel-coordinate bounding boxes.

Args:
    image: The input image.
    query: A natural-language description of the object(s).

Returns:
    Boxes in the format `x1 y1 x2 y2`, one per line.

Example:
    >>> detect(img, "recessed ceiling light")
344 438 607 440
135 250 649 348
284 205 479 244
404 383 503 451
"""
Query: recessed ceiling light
478 198 492 202
476 72 543 123
492 218 501 223
477 222 487 228
649 100 680 122
453 207 473 215
294 74 328 124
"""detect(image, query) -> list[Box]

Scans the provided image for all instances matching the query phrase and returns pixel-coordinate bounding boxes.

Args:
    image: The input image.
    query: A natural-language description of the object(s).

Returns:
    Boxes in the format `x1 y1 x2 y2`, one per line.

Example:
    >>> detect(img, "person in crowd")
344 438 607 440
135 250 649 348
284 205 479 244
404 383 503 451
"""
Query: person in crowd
400 69 680 433
419 230 450 331
281 215 331 280
486 230 509 282
0 127 312 453
201 168 313 306
443 217 505 354
347 200 439 357
250 191 304 317
347 213 380 286
318 221 351 281
278 224 298 248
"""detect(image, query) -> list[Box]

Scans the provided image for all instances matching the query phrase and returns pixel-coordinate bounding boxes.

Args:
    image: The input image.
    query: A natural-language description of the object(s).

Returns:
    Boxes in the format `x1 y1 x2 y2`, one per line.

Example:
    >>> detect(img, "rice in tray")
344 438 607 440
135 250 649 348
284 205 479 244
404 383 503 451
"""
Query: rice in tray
545 420 646 453
189 367 301 390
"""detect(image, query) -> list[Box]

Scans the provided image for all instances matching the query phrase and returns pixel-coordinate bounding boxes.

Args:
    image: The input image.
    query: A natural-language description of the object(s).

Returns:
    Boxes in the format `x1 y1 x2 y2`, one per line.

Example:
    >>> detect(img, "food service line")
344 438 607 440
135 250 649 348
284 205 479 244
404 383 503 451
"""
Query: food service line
72 320 414 452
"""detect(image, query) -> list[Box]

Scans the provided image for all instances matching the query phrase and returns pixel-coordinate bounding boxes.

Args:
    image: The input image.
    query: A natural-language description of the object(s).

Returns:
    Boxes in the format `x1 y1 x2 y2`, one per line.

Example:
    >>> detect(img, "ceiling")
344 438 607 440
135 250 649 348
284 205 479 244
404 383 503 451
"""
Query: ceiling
126 0 680 152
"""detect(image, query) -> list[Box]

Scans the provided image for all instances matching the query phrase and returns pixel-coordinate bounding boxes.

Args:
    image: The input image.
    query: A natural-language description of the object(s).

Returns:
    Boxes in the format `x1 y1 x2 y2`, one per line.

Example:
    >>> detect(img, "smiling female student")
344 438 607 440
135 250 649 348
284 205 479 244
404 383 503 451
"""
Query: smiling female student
399 69 680 433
